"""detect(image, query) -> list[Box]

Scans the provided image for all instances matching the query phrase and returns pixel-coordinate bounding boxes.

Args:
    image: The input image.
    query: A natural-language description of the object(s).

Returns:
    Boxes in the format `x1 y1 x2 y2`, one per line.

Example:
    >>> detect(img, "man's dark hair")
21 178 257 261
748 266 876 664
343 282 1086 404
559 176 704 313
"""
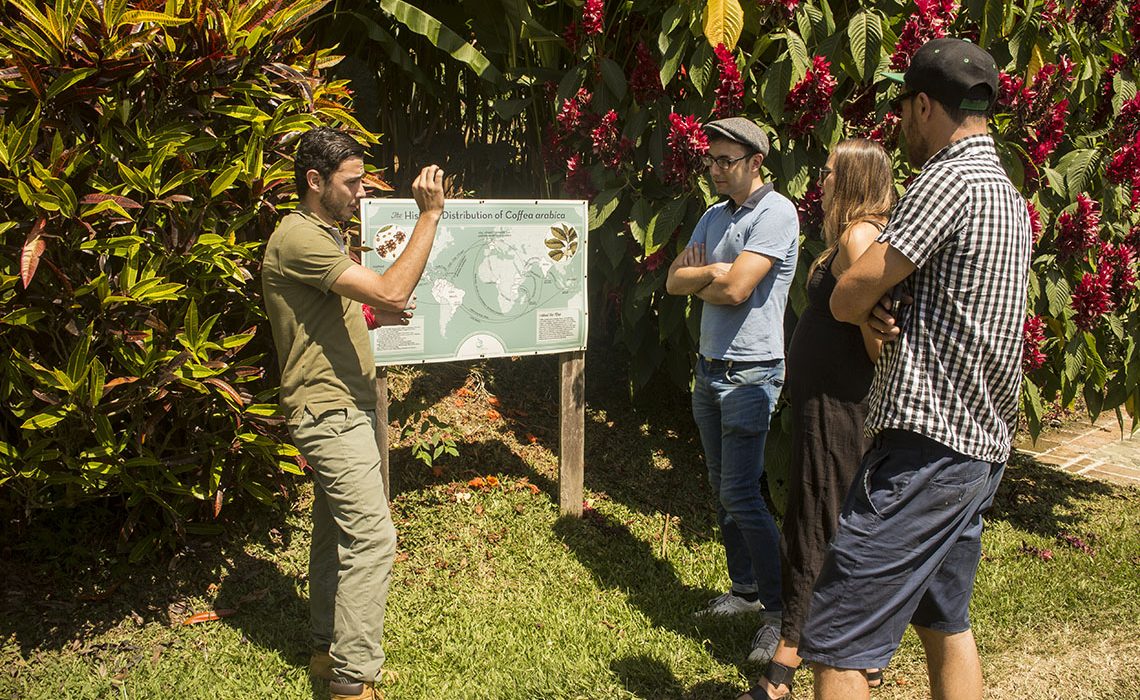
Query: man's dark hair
294 127 365 196
931 85 993 124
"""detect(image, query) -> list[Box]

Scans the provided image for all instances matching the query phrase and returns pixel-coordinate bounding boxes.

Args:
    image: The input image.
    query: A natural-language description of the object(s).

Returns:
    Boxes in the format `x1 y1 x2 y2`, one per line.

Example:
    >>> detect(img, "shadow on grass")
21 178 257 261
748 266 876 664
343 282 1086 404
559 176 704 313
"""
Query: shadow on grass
990 453 1118 538
611 654 741 700
388 437 557 499
0 498 312 678
553 512 755 676
479 351 719 543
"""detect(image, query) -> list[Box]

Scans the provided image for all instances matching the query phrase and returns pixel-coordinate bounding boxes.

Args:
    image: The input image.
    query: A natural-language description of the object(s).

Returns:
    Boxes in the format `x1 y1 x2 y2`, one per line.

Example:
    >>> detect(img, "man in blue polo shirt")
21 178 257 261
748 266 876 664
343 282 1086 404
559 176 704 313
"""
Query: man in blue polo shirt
666 116 800 664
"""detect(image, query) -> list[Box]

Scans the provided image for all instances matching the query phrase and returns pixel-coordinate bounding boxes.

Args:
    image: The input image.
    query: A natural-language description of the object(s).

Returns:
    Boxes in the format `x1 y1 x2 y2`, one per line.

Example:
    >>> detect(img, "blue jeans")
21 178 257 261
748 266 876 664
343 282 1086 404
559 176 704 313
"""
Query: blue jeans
692 356 784 610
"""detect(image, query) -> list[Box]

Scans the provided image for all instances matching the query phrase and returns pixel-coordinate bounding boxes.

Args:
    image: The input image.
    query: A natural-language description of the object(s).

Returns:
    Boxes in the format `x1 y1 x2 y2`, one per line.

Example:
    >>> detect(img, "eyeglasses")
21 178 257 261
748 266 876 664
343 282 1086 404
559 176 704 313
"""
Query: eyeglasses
889 90 917 111
701 153 755 169
817 166 833 180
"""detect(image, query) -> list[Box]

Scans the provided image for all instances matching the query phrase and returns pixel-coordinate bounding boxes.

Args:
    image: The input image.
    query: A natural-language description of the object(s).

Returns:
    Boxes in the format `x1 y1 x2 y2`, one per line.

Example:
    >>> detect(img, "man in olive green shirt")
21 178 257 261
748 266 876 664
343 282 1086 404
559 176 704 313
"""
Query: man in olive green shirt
262 127 444 700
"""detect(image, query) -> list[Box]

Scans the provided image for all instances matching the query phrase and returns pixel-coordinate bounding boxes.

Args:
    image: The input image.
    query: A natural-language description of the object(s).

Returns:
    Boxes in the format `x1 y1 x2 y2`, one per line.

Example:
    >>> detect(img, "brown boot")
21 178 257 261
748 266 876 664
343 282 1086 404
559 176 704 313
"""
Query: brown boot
329 678 383 700
309 650 335 681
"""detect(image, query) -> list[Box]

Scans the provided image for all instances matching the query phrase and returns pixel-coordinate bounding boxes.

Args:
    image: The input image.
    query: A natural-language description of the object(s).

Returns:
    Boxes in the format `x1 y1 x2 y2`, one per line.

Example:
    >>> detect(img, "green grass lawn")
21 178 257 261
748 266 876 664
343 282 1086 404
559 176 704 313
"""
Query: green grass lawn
3 357 1139 699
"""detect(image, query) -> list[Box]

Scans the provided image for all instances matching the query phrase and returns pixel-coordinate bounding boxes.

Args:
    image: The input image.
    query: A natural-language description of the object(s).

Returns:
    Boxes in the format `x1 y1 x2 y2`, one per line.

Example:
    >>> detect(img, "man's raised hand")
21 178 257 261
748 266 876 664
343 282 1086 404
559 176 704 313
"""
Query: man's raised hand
412 165 445 216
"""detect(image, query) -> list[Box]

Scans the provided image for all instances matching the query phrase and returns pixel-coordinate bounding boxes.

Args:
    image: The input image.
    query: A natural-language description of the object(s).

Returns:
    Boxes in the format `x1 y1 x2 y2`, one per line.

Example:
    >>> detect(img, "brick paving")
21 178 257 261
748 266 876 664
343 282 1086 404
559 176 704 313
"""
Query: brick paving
1014 412 1140 486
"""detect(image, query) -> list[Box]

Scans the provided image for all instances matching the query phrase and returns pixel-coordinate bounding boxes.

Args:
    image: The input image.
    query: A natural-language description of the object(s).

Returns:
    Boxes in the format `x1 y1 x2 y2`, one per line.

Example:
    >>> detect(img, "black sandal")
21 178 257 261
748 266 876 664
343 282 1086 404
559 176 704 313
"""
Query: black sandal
739 660 796 699
866 668 883 688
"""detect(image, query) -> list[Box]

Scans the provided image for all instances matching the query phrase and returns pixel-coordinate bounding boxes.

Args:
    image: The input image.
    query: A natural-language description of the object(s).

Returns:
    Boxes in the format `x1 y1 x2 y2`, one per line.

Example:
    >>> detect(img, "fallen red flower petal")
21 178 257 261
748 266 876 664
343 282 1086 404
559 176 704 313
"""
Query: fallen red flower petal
182 609 237 625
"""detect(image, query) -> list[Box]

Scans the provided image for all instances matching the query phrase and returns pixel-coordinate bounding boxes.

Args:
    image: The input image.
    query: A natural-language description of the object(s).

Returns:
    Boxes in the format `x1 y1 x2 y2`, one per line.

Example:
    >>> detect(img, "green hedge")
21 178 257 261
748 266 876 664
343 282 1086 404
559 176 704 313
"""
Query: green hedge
0 0 377 558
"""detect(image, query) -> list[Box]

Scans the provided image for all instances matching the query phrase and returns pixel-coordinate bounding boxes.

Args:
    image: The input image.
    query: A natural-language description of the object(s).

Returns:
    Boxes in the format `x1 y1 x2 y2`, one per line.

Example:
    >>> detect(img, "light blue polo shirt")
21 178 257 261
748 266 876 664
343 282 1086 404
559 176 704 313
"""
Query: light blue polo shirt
687 183 800 361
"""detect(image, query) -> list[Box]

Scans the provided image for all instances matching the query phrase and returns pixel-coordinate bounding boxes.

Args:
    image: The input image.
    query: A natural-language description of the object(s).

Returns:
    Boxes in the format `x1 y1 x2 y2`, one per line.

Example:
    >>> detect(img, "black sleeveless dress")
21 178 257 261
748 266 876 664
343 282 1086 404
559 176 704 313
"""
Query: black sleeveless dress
779 245 876 644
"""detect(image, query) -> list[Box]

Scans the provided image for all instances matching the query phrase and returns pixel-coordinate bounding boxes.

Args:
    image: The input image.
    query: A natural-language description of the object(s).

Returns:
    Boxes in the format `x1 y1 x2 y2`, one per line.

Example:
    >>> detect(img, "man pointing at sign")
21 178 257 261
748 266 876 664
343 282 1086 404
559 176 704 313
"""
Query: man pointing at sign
262 126 445 700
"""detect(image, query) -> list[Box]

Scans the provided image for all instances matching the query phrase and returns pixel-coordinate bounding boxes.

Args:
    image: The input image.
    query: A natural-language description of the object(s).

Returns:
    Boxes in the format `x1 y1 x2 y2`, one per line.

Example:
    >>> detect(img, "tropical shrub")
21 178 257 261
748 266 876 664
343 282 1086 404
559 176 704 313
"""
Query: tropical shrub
349 0 1139 440
0 0 378 558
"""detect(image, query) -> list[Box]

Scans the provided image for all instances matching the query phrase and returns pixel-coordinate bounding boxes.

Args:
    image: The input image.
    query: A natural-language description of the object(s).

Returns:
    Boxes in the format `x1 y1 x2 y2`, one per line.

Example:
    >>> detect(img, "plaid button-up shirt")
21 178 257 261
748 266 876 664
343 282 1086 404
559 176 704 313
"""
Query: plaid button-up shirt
866 134 1032 463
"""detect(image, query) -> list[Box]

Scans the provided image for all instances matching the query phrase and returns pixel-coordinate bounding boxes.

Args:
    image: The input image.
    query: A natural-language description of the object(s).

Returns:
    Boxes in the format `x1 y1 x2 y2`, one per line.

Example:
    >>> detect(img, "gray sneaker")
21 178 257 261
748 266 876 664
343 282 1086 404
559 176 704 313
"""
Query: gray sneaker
747 613 783 664
695 590 765 616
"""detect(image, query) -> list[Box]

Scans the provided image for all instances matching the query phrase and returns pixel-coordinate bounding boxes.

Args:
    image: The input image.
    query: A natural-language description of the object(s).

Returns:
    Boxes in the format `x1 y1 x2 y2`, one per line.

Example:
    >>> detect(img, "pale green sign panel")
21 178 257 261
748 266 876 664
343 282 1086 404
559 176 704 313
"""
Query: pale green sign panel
361 199 589 366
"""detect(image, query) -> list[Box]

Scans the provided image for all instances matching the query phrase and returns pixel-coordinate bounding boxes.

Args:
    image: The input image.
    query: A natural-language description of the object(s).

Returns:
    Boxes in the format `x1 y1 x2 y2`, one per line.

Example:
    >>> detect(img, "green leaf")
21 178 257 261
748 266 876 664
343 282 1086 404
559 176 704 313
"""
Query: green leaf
785 32 810 82
117 10 192 27
588 188 622 230
629 199 652 247
1056 149 1099 200
659 29 691 88
761 58 794 122
210 162 244 198
379 0 505 87
20 405 70 430
847 11 882 82
1 307 47 326
599 58 627 102
45 67 98 99
646 198 688 254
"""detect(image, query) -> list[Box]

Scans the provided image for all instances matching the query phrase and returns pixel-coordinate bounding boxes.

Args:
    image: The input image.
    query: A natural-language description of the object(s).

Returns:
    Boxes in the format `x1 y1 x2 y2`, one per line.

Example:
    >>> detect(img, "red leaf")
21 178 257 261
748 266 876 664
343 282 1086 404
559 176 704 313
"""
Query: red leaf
213 488 224 518
103 377 139 392
79 193 143 209
204 378 245 406
181 609 236 625
21 219 47 288
364 172 394 193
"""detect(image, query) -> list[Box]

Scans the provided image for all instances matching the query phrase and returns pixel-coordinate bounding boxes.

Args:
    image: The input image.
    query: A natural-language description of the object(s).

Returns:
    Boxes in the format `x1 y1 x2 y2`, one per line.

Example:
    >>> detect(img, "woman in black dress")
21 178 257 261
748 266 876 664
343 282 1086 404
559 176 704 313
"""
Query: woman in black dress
741 139 896 700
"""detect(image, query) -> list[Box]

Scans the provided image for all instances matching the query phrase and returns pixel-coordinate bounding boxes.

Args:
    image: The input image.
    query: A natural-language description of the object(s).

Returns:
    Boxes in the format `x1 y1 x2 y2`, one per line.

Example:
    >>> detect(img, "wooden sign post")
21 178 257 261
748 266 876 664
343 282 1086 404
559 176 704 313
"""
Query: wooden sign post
558 351 585 516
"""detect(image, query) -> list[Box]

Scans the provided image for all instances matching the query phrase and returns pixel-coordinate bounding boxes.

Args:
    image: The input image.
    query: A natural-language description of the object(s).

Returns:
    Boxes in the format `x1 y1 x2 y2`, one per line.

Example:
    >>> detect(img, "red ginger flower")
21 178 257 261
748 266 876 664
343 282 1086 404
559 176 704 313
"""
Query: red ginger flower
1054 194 1101 260
582 0 604 36
1128 225 1140 248
663 112 709 187
542 131 567 170
1071 269 1114 330
1041 0 1073 22
590 110 632 170
1099 242 1138 307
1107 132 1140 185
756 0 800 18
642 247 669 273
564 154 597 200
1027 201 1044 243
843 87 878 136
1075 0 1116 32
1116 94 1140 145
785 55 837 137
1022 315 1048 373
362 304 379 330
1027 99 1069 165
1131 0 1140 41
868 111 902 149
797 184 824 234
889 0 959 71
630 42 663 104
713 44 744 118
563 21 583 53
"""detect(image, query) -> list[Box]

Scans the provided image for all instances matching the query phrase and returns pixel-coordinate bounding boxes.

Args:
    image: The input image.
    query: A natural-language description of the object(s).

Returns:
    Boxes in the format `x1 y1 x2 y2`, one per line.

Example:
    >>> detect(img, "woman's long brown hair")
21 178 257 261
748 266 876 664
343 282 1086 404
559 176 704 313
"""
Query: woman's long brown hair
809 139 897 277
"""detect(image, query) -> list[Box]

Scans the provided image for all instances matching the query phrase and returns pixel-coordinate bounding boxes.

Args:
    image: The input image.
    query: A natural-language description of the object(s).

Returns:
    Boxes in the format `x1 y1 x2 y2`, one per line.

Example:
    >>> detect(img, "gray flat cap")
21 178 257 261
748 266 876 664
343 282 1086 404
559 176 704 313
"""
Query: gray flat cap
703 117 769 157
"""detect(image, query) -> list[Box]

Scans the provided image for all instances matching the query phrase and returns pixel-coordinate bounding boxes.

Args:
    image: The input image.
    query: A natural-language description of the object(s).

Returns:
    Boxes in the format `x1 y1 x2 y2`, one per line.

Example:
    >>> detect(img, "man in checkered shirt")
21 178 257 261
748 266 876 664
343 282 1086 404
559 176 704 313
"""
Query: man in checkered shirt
795 39 1032 700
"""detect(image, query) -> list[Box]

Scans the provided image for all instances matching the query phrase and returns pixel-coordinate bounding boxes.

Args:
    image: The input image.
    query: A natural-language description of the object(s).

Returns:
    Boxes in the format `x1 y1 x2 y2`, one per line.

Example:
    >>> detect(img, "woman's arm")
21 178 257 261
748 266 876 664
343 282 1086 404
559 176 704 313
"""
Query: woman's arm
834 220 887 362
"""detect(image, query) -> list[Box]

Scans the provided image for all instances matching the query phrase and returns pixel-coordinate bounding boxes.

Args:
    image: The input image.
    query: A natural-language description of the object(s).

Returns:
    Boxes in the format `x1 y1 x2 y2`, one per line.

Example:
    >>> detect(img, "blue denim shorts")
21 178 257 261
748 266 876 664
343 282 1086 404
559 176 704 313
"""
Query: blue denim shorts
798 429 1005 670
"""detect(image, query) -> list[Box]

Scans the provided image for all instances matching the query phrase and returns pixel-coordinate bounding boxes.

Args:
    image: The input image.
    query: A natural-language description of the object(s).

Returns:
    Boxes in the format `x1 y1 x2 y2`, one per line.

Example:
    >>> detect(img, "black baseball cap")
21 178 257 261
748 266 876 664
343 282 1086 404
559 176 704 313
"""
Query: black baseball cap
883 38 999 112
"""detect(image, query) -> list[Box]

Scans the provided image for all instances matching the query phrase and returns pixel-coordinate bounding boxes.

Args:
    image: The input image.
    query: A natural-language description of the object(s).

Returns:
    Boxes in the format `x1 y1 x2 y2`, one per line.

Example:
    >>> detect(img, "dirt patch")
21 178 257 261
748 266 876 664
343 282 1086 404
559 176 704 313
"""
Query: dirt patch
862 624 1140 700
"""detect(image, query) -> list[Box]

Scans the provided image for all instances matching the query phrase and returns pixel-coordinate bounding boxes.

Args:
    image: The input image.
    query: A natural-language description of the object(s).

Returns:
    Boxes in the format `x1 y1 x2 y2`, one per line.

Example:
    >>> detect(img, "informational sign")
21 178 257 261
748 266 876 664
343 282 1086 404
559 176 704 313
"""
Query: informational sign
361 199 588 366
